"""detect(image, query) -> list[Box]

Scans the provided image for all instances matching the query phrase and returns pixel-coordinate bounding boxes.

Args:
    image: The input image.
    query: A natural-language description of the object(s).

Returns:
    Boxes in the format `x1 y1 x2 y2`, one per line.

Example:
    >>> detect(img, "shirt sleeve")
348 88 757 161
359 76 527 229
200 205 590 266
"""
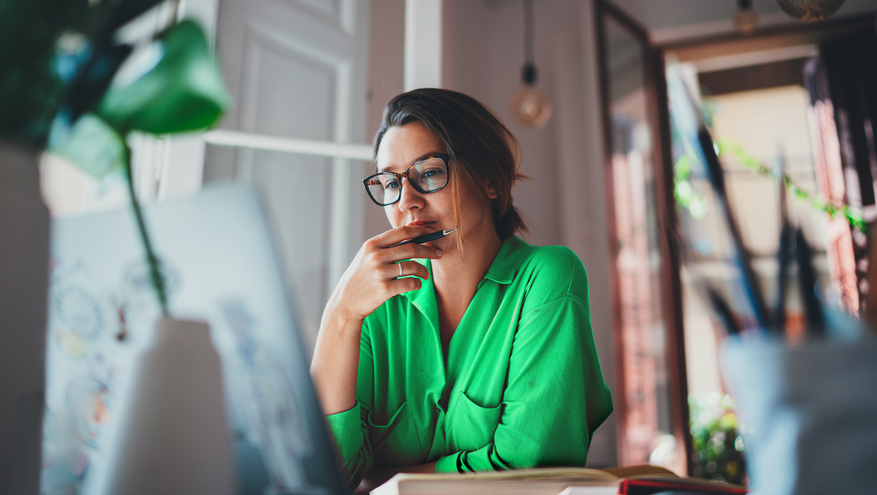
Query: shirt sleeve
324 319 376 486
434 259 613 472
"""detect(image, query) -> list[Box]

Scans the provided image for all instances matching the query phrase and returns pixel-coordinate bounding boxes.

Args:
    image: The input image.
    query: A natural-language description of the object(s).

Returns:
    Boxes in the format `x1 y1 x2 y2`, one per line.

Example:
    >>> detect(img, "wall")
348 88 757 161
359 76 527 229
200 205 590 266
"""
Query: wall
612 0 877 43
363 0 405 240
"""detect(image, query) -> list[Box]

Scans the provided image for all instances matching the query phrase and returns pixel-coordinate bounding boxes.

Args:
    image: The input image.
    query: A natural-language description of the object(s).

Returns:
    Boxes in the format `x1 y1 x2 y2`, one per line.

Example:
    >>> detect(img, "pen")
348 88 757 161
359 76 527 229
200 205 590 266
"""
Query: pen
795 227 824 336
705 286 740 335
698 126 771 329
773 149 792 335
389 229 456 248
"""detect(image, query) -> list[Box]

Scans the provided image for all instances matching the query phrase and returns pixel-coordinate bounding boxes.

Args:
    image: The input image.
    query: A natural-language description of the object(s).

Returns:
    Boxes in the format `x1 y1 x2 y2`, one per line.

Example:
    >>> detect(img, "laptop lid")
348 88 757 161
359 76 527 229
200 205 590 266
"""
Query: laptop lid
42 184 346 495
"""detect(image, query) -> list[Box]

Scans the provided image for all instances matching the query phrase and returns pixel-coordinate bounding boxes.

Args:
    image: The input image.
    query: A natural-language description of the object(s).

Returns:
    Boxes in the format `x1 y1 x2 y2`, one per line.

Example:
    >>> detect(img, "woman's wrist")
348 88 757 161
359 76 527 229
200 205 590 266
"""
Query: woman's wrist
322 304 364 336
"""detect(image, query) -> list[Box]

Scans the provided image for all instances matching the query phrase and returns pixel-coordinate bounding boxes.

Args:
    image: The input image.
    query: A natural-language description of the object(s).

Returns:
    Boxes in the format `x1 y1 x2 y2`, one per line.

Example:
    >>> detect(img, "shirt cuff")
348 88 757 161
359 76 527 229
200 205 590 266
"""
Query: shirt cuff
434 452 461 473
325 401 363 463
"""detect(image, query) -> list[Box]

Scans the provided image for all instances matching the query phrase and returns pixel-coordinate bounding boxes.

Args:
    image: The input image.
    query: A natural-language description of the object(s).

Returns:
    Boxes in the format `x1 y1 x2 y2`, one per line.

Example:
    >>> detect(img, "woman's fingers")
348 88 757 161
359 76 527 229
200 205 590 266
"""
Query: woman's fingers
389 276 423 296
375 241 443 265
392 260 430 280
373 225 440 249
383 261 429 298
328 226 443 321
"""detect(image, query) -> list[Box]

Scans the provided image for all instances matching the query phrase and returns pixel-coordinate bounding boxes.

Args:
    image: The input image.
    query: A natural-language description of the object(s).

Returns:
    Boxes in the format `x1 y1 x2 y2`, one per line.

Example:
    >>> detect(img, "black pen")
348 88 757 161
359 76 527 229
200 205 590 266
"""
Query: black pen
705 286 741 335
698 125 770 329
795 227 824 336
773 149 792 335
390 229 456 248
679 76 770 330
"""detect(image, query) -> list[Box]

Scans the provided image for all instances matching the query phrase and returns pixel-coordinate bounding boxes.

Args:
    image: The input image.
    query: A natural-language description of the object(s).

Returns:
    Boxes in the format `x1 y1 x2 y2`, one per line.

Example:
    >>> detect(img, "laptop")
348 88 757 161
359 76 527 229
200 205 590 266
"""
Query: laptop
41 184 346 495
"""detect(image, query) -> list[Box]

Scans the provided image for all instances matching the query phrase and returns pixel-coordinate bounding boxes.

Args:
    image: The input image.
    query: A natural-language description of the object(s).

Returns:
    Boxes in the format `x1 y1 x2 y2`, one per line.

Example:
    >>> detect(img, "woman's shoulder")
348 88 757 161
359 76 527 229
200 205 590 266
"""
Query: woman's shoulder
510 238 585 276
503 237 589 302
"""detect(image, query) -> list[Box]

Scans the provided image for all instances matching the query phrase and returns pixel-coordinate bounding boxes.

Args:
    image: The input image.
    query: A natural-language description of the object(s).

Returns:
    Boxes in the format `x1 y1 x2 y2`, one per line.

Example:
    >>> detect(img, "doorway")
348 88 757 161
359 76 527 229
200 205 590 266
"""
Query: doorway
597 0 877 480
661 13 877 483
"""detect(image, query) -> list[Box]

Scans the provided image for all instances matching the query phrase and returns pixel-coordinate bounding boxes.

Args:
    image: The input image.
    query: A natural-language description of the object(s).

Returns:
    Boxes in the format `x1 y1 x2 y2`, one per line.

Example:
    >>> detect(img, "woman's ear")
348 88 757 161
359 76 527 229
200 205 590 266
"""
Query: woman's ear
486 184 498 200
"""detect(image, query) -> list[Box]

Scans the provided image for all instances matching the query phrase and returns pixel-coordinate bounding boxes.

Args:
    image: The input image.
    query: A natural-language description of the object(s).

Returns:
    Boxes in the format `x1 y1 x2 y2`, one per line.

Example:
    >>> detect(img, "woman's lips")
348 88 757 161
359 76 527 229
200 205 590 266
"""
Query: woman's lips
407 221 436 232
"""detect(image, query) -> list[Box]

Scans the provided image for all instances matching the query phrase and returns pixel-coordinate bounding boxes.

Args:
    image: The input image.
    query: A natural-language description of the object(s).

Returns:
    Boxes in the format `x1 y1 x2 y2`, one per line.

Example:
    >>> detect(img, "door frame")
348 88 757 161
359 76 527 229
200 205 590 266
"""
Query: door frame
595 0 692 474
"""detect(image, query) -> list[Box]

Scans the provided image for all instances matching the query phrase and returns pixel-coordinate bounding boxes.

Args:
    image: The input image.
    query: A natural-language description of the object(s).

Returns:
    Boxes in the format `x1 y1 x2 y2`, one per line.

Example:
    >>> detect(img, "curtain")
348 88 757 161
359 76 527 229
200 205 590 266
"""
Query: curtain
804 22 877 313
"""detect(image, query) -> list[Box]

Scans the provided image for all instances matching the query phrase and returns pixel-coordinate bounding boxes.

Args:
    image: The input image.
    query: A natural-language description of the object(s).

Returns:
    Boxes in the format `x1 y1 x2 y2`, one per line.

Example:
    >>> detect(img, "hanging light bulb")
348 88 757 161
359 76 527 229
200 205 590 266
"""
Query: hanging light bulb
734 0 758 35
511 64 551 127
511 0 551 127
777 0 845 23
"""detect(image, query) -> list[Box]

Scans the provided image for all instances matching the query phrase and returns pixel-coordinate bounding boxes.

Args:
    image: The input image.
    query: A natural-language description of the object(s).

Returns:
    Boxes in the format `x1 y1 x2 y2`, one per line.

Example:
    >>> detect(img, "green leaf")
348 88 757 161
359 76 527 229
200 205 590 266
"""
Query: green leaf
47 112 125 178
97 20 231 135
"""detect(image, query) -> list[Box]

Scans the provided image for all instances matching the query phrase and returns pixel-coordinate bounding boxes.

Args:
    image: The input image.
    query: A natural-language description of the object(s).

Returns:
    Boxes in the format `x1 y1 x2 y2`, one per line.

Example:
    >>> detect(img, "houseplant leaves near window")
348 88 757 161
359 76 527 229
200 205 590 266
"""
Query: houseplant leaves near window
49 18 231 316
98 20 230 136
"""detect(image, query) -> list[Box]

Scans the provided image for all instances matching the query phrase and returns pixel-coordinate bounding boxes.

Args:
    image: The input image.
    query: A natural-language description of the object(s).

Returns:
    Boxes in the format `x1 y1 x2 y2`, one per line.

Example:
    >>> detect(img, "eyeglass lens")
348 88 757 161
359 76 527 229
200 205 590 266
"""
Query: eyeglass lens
365 157 448 205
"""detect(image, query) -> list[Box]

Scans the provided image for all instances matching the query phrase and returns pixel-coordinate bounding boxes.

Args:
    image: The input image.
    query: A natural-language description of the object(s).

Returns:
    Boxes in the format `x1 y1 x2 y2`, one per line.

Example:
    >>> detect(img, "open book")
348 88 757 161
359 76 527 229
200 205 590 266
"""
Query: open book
371 466 747 495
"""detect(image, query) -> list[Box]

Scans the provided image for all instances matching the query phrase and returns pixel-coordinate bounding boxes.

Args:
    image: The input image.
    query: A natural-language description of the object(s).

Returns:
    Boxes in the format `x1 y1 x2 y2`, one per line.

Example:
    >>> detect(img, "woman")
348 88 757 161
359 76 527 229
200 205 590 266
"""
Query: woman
310 88 612 487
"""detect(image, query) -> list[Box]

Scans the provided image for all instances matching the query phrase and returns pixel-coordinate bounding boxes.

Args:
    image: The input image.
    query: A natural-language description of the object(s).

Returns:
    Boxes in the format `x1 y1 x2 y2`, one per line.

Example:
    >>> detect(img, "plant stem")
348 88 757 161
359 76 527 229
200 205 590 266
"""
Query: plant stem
123 144 169 317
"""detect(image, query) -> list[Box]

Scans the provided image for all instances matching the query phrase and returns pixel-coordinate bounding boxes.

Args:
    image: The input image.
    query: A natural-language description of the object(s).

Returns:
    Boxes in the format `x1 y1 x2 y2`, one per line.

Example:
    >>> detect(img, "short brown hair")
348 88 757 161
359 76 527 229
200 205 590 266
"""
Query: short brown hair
374 88 528 248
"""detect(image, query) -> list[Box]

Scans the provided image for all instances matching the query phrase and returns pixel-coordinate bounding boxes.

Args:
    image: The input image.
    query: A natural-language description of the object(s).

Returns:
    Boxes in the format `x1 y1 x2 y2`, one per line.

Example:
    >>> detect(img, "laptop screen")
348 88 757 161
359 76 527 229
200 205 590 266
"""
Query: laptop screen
42 184 345 495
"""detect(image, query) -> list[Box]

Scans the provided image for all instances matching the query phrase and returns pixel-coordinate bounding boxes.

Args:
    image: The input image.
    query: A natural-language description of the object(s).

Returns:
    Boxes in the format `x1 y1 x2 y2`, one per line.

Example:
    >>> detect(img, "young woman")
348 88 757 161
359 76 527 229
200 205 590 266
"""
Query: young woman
310 88 612 488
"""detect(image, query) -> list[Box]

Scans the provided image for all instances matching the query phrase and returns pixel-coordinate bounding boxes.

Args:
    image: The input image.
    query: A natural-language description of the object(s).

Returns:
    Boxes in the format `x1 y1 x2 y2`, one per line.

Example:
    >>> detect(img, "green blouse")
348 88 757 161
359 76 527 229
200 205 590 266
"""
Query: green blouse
325 236 613 485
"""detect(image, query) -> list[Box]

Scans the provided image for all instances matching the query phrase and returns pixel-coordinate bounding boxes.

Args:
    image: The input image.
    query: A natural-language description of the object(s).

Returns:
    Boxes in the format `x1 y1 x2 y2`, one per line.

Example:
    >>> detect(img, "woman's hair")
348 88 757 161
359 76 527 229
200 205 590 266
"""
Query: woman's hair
373 88 528 249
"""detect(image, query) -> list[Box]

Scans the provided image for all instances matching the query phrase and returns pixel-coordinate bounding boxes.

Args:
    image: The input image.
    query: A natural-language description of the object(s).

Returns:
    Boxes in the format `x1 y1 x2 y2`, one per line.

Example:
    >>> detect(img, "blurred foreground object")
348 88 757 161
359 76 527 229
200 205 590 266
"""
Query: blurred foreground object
722 334 877 495
1 0 229 490
97 20 230 136
777 0 846 23
0 145 50 494
45 185 347 494
99 318 235 495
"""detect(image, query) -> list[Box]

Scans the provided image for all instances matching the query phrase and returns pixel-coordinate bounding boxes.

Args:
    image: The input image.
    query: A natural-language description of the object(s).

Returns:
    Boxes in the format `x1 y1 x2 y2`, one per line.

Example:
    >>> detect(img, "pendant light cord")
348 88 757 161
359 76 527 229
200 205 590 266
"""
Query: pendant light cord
522 0 536 85
523 0 534 65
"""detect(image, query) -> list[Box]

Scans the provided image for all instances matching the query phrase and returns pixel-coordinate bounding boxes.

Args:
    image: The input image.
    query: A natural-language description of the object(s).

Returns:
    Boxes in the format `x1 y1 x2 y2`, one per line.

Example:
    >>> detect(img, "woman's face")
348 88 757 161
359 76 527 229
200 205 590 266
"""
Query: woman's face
375 122 496 255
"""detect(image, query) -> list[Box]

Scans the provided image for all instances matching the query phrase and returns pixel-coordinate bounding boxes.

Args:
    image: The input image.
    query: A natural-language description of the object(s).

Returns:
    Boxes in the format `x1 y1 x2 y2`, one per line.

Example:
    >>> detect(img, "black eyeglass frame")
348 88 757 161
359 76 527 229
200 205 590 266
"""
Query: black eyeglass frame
362 153 451 206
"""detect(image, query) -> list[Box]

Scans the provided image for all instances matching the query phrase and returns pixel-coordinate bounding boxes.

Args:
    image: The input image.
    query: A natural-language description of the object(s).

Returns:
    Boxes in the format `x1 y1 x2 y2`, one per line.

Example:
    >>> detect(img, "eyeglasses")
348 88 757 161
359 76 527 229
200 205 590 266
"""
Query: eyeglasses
362 154 450 206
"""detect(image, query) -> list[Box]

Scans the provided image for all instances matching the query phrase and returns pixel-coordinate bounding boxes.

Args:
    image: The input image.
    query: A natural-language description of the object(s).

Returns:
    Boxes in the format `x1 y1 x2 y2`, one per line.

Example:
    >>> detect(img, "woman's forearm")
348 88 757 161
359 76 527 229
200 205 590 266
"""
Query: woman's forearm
310 308 364 415
310 226 441 416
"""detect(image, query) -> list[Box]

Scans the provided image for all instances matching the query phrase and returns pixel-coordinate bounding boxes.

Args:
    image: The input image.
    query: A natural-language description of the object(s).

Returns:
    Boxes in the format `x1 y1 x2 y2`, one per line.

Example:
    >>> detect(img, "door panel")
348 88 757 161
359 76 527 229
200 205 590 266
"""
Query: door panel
205 0 369 351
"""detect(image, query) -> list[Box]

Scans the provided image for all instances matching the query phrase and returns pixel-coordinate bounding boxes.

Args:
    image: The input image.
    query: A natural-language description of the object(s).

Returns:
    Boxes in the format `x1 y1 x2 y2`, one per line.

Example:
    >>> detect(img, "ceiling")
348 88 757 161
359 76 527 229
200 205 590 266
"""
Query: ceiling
610 0 877 31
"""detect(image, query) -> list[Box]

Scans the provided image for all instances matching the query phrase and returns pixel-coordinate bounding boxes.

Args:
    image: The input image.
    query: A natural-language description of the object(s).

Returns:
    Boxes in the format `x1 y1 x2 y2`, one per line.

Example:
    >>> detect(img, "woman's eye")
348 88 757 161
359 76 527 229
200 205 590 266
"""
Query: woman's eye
384 180 400 189
421 168 444 179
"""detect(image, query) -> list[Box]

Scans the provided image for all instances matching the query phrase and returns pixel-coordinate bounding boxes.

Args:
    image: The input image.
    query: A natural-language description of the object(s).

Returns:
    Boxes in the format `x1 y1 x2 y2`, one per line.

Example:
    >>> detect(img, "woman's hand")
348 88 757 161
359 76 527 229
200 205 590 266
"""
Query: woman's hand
311 226 443 415
325 225 444 323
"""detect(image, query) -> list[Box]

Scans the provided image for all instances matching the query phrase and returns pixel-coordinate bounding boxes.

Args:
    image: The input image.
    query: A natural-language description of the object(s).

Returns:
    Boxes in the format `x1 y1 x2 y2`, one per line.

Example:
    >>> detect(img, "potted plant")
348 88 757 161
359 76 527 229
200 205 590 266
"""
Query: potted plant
0 1 230 491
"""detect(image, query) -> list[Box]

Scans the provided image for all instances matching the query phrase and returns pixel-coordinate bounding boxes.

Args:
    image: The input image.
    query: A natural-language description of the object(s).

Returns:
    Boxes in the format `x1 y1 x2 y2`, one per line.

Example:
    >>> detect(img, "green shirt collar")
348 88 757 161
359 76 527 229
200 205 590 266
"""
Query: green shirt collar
483 235 530 285
401 236 530 334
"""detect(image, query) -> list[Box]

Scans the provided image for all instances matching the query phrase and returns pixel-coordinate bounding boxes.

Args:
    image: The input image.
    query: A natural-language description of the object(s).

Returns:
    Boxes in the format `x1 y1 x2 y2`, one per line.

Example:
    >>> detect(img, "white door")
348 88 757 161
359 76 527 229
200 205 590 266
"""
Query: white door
204 0 370 352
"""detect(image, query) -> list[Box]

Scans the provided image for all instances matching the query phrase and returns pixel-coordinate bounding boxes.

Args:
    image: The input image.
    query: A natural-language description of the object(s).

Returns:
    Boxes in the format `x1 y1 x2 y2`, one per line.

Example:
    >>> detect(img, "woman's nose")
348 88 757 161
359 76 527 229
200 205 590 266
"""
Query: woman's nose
397 178 424 212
